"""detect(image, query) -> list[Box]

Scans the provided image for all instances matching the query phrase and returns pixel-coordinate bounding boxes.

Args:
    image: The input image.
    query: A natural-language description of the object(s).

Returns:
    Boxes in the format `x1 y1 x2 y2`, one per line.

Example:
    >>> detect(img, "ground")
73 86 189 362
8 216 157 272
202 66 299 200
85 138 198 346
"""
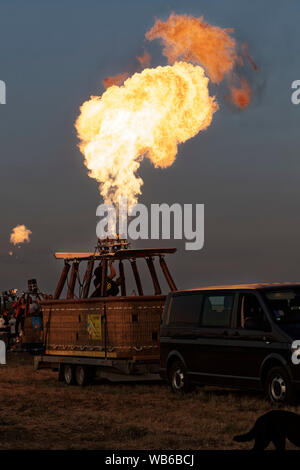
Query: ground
0 352 299 450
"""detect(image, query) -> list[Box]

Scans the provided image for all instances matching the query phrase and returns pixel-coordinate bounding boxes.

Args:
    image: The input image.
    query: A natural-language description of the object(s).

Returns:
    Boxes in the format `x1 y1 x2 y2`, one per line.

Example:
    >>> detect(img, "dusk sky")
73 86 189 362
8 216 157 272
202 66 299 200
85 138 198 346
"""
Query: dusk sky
0 0 299 295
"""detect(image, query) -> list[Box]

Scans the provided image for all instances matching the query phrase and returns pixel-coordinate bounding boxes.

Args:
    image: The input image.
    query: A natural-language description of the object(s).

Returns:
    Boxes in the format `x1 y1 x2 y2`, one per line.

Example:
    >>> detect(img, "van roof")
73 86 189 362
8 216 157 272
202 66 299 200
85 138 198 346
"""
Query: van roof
176 282 300 293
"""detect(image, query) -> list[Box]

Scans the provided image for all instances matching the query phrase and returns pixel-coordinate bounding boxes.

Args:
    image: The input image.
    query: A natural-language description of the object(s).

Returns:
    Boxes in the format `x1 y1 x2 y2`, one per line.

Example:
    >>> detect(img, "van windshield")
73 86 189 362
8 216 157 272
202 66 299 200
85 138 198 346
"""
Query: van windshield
263 289 300 324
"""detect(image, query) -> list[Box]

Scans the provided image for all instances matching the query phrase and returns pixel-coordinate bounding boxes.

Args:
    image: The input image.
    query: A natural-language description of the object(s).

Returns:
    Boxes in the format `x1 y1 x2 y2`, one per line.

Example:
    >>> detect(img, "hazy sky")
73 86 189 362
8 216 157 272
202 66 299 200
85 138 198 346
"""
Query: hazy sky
0 0 299 295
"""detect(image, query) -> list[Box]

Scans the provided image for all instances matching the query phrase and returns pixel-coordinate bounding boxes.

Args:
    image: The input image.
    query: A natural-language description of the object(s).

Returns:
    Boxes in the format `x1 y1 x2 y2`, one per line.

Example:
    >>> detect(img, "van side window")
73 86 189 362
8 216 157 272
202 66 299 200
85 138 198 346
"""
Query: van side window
238 293 268 330
168 294 202 326
201 294 234 327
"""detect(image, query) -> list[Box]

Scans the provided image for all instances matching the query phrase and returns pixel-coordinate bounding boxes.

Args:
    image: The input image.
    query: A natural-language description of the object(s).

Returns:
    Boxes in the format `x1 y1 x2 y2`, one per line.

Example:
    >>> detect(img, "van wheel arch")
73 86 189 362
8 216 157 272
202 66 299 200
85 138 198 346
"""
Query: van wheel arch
260 356 291 387
166 353 187 380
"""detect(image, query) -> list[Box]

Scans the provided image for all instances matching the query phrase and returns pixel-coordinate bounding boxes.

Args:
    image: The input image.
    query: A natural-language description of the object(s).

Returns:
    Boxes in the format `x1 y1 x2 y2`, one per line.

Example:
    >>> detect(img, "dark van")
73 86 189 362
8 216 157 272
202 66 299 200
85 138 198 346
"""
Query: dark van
160 283 300 404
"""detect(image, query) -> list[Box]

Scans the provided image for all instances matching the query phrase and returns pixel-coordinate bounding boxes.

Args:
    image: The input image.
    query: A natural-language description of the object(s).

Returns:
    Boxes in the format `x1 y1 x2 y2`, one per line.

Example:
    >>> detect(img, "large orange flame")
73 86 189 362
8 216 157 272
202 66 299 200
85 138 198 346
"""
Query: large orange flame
76 14 258 207
76 62 217 207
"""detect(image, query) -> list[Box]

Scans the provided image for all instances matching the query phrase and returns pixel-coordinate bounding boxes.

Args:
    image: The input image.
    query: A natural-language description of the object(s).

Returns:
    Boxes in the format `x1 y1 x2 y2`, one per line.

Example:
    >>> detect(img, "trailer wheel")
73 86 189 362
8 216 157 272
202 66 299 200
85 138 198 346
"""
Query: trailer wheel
75 365 90 386
64 364 75 385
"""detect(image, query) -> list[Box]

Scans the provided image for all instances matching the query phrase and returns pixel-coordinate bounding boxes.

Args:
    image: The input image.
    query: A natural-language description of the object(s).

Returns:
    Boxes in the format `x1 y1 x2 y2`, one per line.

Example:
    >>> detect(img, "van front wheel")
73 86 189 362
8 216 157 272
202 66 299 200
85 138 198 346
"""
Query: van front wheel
169 360 191 394
265 366 295 405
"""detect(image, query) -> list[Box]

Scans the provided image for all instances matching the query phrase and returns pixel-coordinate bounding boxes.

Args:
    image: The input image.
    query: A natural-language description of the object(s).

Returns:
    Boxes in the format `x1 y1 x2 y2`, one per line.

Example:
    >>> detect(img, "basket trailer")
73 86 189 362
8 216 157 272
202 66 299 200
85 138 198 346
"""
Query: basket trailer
34 239 177 386
34 352 161 386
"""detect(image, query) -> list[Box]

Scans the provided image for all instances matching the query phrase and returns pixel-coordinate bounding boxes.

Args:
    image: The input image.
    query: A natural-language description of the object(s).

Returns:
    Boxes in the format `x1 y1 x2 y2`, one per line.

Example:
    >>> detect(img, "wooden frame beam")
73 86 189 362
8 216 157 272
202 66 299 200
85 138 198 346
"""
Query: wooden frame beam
67 262 79 299
118 260 126 296
130 259 143 296
54 262 70 300
82 259 94 298
146 257 161 295
159 255 177 291
100 260 108 297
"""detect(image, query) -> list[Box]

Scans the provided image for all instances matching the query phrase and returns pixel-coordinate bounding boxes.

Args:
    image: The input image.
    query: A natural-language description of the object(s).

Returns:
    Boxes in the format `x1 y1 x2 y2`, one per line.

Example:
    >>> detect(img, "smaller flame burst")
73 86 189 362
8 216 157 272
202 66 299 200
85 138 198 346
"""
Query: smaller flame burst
9 224 32 248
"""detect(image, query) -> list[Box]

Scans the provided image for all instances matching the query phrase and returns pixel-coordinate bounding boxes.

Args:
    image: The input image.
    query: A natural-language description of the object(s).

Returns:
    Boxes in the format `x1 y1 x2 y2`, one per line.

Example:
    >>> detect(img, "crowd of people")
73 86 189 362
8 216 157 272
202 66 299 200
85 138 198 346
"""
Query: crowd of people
0 261 122 348
0 295 42 348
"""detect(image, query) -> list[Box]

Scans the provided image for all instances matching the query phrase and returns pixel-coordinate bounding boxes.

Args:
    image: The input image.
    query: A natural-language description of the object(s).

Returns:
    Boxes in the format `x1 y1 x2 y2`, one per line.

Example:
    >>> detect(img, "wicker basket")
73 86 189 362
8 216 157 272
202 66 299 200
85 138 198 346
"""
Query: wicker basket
42 295 166 360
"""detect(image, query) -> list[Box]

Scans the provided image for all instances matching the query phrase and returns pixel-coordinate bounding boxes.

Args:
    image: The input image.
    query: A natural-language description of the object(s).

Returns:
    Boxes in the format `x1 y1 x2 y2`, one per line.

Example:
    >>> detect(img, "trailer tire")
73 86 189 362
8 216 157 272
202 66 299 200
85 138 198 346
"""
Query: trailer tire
64 364 75 385
75 365 90 386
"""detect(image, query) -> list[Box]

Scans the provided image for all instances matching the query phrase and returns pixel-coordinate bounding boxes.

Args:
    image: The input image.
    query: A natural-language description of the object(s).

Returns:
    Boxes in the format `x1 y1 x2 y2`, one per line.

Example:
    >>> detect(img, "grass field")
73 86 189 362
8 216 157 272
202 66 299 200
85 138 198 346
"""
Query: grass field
0 352 298 450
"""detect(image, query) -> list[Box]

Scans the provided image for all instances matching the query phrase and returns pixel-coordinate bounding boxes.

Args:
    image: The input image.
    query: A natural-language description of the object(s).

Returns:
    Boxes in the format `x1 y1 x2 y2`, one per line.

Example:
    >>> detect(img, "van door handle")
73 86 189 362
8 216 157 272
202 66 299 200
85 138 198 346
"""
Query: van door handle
262 336 272 344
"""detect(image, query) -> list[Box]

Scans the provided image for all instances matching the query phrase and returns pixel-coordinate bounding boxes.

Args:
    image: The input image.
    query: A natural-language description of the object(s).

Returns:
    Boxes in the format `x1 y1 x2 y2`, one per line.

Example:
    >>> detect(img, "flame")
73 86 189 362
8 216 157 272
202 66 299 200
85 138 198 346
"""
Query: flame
76 14 257 206
76 61 217 207
10 224 32 245
146 14 238 84
103 72 130 90
230 78 251 109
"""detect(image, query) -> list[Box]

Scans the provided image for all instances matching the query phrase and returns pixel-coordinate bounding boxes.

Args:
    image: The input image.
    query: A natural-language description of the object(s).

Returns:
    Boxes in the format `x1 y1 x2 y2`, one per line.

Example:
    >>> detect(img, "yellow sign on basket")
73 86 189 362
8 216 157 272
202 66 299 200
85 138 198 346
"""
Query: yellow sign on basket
87 315 102 340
